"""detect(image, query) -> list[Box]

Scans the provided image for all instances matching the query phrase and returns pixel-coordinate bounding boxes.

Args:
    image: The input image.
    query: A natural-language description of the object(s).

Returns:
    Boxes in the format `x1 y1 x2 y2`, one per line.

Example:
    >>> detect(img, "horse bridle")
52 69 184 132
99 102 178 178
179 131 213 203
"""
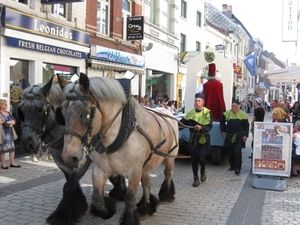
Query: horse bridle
57 84 102 156
18 85 55 149
57 85 126 157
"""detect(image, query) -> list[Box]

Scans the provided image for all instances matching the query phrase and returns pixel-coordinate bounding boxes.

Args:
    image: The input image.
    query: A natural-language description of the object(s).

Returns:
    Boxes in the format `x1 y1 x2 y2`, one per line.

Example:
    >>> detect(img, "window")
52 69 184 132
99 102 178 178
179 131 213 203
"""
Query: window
181 0 187 18
196 41 201 52
150 0 158 26
196 11 201 27
97 0 110 35
15 0 28 5
52 4 66 18
43 63 77 83
167 0 174 33
122 0 131 40
180 33 186 52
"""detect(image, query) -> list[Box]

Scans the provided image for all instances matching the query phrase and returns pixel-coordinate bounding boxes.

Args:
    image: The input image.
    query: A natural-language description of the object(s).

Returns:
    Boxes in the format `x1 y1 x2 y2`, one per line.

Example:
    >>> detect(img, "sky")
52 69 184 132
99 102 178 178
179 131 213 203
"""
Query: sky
210 0 298 65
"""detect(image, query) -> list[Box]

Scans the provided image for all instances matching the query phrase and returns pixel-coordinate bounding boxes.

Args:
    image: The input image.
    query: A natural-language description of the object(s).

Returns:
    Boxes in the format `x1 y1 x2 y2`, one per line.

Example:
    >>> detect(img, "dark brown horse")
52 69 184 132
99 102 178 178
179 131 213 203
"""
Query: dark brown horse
56 73 179 224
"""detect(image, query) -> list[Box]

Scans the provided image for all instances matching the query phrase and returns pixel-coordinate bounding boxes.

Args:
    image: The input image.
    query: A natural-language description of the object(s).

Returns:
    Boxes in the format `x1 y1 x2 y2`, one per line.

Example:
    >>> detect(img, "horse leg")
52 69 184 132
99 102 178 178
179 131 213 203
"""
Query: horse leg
136 172 160 218
90 168 117 219
119 172 142 225
158 158 176 203
108 173 127 201
47 150 92 225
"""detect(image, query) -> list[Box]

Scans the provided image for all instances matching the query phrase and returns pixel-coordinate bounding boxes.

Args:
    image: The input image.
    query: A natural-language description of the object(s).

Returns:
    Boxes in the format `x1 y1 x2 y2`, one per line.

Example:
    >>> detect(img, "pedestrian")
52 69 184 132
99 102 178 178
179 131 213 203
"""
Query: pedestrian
152 90 160 104
291 122 300 177
220 100 249 175
271 100 290 122
0 117 5 173
0 99 21 169
250 98 265 149
290 101 300 125
179 93 213 187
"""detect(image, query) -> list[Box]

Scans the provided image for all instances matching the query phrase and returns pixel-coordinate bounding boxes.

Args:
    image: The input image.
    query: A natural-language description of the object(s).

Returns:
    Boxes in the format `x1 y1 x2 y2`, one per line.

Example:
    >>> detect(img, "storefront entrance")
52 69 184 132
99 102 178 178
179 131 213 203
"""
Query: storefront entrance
9 59 77 156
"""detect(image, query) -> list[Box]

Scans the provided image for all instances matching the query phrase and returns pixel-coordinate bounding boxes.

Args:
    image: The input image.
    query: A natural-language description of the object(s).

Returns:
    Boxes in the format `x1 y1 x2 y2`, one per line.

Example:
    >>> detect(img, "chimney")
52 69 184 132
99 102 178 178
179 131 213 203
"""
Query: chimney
222 4 232 18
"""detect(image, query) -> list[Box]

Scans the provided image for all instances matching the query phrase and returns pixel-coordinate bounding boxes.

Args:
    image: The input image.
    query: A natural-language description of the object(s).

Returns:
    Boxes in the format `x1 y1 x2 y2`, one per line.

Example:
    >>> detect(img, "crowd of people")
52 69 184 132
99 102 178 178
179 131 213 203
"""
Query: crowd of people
133 92 178 114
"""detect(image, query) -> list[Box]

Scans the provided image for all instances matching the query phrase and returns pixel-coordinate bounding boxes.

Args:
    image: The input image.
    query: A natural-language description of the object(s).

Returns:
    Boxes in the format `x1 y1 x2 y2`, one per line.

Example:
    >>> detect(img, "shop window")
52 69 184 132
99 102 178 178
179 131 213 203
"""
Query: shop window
10 59 29 89
97 0 110 36
122 0 131 40
52 4 66 18
43 63 77 83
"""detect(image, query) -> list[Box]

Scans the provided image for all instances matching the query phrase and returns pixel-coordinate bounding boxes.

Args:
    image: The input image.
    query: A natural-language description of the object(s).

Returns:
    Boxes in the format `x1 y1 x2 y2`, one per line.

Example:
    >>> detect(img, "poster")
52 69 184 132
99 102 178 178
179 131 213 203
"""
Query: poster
252 122 292 177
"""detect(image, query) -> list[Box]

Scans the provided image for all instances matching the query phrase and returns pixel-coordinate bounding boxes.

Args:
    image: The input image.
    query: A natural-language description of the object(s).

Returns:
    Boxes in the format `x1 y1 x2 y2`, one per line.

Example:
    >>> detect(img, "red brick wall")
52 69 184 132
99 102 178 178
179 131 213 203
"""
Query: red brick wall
86 0 142 54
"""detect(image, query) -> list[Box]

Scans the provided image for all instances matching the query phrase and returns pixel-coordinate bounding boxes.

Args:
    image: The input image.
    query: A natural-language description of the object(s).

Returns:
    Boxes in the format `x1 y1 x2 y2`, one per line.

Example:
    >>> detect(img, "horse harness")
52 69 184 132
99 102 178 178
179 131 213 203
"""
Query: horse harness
56 87 178 167
17 85 57 149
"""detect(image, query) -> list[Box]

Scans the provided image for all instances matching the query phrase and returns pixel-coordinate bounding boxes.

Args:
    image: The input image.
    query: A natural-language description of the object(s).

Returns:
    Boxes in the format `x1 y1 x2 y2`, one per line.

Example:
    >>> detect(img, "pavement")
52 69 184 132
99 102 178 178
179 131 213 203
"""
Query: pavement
1 111 300 225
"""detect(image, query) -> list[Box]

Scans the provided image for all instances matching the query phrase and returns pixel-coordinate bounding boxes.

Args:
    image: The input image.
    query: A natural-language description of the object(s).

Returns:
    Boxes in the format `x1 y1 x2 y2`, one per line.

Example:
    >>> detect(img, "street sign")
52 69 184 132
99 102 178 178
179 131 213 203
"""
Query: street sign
127 16 144 41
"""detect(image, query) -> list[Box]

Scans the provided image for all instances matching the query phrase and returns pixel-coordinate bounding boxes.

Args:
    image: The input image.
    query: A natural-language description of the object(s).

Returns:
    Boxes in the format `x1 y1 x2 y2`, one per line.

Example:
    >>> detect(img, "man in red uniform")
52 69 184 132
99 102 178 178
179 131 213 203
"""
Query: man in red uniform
203 63 226 121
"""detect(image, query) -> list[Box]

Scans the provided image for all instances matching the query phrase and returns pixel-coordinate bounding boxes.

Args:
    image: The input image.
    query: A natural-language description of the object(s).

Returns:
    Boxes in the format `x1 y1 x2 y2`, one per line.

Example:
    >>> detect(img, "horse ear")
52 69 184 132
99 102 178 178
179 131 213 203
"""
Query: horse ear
56 74 69 90
40 77 53 97
79 72 90 94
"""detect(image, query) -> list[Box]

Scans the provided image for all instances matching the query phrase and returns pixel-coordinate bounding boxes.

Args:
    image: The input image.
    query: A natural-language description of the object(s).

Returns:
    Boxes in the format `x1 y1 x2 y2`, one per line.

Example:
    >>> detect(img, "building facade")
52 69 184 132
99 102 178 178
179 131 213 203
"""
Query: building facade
86 0 145 96
0 0 89 103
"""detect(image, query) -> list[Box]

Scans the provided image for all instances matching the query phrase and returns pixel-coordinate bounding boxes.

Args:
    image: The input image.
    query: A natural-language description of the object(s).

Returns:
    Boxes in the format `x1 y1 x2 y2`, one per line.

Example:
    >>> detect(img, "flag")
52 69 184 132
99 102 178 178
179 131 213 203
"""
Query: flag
243 52 256 77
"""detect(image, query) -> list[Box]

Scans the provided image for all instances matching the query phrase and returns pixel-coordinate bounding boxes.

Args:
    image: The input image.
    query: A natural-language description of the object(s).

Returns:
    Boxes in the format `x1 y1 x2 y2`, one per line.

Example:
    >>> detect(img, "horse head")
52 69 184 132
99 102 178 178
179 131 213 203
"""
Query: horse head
57 73 127 167
18 76 68 154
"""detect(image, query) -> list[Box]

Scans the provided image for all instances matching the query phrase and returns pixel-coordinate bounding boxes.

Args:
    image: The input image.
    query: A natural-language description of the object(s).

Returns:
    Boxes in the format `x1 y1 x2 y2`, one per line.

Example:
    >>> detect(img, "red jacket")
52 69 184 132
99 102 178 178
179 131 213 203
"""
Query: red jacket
203 80 226 121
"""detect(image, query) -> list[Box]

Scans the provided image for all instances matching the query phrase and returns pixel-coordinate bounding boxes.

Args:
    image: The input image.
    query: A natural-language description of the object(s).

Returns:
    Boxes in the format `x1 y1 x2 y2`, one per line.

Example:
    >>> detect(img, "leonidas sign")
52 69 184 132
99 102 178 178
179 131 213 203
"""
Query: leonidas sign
127 16 144 41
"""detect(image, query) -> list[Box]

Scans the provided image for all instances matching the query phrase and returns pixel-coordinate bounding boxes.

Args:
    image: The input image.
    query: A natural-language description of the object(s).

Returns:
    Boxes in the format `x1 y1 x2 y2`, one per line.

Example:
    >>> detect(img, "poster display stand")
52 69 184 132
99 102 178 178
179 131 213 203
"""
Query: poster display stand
252 122 292 191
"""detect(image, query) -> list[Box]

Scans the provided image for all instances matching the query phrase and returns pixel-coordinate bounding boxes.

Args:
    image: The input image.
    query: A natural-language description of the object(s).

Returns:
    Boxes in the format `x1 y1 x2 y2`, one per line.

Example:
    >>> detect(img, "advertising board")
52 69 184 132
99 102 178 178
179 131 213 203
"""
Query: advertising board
252 122 292 177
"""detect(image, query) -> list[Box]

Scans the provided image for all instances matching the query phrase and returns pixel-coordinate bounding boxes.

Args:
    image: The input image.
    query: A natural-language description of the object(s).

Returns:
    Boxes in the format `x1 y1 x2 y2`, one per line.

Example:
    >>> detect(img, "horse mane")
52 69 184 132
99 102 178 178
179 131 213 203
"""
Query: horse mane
22 83 64 107
63 77 127 107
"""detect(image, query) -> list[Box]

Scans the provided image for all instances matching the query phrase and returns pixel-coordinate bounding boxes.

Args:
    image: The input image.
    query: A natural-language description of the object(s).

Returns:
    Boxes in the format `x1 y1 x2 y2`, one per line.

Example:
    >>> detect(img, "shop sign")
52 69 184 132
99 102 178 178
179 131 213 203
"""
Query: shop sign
1 7 90 46
96 46 145 67
252 122 292 177
7 37 88 59
282 0 298 42
126 16 144 41
41 0 84 4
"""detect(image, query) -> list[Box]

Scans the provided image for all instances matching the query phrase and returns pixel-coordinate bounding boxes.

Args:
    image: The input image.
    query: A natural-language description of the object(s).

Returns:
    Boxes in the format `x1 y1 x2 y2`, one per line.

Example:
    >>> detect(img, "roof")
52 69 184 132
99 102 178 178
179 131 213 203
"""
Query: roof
266 66 300 84
205 3 238 33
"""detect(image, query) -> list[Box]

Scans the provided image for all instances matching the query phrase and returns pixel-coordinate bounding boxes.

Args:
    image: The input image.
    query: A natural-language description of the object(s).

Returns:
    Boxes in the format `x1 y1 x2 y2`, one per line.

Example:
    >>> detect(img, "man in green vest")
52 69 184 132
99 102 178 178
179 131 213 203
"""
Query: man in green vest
220 100 249 175
180 93 213 187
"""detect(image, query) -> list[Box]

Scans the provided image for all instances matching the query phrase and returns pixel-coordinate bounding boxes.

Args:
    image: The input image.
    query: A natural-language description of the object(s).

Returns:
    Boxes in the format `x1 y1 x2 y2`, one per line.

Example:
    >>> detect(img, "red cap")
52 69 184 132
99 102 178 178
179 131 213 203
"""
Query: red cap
208 63 216 76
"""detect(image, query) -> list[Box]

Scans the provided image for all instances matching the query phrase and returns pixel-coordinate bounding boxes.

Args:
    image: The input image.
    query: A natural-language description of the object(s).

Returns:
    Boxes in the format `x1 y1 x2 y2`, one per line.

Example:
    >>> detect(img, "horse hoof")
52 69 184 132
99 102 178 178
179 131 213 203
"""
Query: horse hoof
90 196 116 219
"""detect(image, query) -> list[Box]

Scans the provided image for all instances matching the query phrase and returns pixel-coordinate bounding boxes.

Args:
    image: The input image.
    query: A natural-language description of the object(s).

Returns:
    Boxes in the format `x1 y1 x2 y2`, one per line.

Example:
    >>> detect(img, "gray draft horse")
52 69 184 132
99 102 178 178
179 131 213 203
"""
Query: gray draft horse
56 73 179 224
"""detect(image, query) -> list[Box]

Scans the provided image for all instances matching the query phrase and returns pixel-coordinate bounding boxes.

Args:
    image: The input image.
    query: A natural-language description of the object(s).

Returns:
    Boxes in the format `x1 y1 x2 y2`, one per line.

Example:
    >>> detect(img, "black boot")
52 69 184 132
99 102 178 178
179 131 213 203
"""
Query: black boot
200 170 206 182
193 176 200 187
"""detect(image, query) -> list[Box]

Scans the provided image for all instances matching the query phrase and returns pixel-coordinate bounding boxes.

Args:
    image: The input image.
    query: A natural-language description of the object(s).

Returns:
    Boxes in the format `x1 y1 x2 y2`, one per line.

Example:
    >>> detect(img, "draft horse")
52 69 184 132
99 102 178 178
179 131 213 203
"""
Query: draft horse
17 77 126 225
56 73 179 224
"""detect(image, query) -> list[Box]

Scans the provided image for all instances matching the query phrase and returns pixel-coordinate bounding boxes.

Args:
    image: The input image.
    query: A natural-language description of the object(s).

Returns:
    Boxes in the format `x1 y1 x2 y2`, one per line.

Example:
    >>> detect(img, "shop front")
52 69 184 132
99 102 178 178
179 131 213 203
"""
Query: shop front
88 45 145 96
0 7 90 156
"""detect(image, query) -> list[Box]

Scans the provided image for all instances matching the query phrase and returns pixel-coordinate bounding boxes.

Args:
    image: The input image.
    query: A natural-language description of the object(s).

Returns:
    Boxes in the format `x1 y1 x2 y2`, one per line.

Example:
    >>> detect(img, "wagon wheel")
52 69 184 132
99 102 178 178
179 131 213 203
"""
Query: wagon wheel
210 146 222 165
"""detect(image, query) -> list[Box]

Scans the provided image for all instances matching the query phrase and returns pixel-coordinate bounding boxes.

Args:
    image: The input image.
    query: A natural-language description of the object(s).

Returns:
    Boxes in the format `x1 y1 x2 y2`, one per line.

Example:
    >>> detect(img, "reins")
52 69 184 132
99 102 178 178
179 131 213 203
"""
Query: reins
143 107 195 129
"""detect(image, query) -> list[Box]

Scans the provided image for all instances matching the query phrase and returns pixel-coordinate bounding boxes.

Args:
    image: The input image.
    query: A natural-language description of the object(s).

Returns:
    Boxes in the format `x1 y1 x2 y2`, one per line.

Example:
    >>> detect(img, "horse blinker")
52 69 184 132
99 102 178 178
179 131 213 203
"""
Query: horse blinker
55 106 65 126
81 107 91 127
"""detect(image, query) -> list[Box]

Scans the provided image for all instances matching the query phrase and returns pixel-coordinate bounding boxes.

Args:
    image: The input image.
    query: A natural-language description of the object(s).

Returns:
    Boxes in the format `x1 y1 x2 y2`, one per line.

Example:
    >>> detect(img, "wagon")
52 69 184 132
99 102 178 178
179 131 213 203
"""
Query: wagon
177 114 226 165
